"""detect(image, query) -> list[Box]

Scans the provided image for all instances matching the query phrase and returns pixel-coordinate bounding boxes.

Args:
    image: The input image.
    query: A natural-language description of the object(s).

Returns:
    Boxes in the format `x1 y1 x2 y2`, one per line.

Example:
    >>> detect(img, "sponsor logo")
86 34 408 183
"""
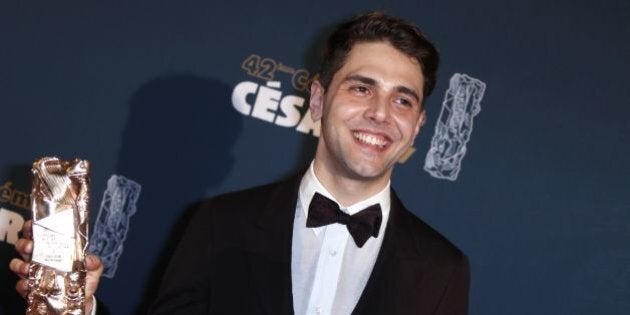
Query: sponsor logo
424 73 486 180
0 181 30 210
0 181 28 244
89 175 141 278
231 54 320 136
0 207 24 245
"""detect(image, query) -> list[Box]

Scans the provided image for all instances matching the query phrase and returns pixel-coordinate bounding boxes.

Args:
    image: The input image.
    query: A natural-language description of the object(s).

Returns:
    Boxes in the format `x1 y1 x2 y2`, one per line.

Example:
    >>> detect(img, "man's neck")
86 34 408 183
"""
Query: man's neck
312 160 391 207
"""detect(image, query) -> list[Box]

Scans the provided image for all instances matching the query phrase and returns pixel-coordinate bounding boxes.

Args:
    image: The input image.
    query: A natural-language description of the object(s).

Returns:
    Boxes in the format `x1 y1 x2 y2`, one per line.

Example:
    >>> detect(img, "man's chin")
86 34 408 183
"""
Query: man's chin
345 163 392 183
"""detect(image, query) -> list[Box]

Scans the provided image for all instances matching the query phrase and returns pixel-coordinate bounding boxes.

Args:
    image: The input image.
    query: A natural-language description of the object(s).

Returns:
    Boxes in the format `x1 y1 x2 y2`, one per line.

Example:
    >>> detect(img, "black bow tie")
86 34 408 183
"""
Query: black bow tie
306 192 382 248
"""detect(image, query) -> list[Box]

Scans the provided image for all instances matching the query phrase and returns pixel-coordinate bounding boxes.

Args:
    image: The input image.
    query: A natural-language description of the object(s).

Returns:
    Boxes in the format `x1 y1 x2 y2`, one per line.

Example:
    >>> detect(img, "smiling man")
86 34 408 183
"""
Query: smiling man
148 12 470 315
309 41 426 206
11 11 469 315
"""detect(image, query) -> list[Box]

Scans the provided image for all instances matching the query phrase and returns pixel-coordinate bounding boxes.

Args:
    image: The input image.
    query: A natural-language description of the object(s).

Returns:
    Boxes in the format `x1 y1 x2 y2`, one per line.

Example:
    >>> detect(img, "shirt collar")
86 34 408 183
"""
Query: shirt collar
299 161 391 223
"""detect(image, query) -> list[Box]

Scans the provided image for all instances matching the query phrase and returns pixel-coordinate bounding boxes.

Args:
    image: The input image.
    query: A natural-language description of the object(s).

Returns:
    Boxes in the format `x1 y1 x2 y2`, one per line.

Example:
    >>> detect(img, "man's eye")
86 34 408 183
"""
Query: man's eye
395 97 413 107
352 86 369 94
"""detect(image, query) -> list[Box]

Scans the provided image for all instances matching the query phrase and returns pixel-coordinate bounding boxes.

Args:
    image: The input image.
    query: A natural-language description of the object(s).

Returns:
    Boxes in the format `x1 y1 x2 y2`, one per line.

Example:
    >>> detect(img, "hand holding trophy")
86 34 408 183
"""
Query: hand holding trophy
9 157 104 315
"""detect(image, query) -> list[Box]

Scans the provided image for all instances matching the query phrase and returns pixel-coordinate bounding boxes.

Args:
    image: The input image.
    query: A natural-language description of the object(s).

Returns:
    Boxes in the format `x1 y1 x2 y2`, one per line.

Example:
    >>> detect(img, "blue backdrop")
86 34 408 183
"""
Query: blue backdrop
1 1 629 314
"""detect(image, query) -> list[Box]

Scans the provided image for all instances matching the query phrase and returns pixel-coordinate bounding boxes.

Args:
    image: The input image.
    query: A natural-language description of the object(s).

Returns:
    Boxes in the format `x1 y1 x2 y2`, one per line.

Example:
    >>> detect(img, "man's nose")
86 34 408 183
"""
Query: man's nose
364 95 391 123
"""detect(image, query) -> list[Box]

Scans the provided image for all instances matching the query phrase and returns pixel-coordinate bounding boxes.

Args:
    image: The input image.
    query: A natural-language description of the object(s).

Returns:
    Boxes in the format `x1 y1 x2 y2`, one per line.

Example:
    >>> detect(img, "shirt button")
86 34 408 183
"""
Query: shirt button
329 249 337 256
315 307 321 314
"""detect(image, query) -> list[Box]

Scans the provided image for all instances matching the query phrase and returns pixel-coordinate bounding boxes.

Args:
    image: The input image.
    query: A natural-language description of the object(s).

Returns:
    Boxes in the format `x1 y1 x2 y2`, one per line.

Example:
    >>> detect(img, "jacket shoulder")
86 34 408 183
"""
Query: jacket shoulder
208 180 286 207
192 174 300 224
392 193 467 263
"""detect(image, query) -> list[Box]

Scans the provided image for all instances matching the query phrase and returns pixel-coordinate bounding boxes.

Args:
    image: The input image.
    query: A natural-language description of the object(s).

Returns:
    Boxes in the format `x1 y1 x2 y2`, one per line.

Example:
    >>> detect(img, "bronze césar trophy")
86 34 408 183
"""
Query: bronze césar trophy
27 157 90 315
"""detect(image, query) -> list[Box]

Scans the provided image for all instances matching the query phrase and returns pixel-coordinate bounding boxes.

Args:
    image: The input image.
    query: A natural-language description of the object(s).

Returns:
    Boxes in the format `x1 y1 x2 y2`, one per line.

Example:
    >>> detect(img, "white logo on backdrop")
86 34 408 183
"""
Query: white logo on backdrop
0 207 24 244
231 54 321 137
0 181 28 245
424 73 486 181
89 175 141 278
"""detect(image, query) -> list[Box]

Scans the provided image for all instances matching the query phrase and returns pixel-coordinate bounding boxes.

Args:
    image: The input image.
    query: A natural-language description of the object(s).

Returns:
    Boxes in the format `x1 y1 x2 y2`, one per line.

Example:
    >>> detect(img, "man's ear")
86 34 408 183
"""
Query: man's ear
413 109 426 138
309 80 324 121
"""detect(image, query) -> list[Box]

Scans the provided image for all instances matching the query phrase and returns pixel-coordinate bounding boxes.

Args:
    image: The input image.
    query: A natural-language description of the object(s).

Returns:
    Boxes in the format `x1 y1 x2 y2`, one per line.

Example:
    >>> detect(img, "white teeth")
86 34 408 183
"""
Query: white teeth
353 132 387 148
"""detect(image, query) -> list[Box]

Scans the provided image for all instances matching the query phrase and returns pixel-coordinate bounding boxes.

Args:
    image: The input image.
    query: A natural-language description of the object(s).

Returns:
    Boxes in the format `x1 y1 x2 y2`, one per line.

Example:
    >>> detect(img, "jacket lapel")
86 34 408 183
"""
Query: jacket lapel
247 174 302 315
352 191 428 315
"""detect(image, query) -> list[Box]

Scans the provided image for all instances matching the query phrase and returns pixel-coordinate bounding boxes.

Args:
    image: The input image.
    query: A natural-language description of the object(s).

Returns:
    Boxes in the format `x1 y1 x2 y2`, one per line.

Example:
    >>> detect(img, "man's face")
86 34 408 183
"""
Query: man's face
310 41 426 184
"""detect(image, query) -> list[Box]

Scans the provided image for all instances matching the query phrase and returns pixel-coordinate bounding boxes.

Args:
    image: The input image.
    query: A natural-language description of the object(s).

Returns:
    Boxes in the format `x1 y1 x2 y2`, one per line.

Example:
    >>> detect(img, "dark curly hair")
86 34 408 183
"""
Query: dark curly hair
318 11 440 101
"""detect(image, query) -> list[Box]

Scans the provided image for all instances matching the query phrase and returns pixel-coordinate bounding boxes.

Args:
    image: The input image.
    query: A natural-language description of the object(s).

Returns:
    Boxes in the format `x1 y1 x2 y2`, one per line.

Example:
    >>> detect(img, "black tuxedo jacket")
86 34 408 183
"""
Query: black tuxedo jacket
148 174 469 314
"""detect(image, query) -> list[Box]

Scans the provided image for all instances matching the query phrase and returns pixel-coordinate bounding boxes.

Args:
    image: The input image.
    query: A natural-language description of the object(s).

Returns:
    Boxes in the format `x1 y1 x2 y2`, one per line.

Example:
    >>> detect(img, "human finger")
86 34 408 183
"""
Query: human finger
9 258 29 279
84 254 104 314
14 238 33 261
20 220 33 239
15 278 28 298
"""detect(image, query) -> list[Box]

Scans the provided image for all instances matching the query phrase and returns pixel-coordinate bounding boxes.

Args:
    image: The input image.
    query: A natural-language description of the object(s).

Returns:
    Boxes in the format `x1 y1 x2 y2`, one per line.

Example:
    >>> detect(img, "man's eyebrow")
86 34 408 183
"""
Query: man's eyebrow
345 74 377 86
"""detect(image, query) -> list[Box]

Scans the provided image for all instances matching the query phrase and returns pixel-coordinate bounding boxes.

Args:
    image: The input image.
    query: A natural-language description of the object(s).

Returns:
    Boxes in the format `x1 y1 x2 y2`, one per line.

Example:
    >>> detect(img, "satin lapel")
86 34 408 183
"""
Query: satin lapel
247 174 302 315
352 191 426 315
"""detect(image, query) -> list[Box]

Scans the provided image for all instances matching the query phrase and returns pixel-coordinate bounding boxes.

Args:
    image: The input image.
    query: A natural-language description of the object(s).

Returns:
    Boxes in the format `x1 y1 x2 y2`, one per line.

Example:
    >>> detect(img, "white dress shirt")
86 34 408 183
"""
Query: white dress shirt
291 163 391 315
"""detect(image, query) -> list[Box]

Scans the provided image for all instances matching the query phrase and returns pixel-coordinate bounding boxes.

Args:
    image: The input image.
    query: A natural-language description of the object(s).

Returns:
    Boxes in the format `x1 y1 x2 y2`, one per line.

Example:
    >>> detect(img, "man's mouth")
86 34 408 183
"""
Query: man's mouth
353 131 389 149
